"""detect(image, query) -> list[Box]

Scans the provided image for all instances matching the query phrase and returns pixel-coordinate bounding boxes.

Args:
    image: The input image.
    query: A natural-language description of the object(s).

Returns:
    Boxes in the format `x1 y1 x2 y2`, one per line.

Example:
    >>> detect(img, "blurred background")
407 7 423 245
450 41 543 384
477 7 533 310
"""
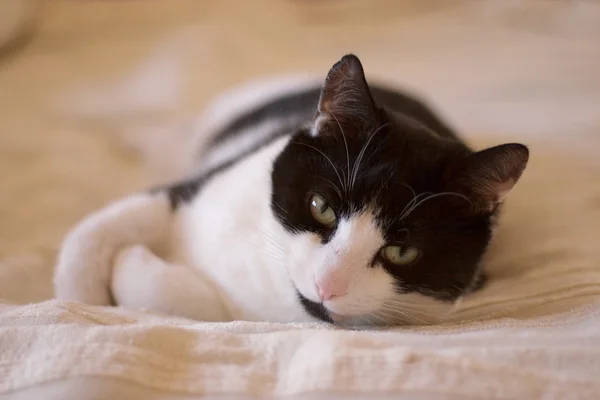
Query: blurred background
1 0 599 305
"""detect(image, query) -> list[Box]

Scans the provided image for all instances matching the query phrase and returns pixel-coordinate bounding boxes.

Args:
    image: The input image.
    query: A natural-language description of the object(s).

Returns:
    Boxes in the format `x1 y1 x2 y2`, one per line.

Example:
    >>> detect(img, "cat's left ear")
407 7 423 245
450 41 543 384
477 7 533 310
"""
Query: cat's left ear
313 54 379 134
445 143 529 212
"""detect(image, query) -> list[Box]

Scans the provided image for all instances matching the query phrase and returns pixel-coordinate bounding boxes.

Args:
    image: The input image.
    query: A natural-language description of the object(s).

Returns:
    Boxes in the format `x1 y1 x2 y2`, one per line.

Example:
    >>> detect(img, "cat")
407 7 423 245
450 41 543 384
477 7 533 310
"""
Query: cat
54 54 529 327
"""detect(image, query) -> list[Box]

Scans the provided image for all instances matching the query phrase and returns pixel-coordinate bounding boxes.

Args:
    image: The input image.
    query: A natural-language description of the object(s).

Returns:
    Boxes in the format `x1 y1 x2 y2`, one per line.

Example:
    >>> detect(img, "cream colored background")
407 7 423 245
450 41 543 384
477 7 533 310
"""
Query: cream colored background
1 1 600 399
0 0 599 312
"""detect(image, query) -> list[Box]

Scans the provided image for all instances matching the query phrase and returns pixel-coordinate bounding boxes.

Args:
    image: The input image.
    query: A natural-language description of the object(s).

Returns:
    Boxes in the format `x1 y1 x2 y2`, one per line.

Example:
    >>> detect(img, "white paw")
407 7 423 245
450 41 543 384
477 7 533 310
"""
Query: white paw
112 245 229 322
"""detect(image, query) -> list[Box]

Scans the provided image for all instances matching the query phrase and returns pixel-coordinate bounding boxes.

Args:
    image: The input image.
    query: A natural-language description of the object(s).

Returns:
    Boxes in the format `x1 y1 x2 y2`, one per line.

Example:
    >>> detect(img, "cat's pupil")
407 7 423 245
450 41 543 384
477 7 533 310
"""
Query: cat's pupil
312 197 327 212
309 195 337 228
318 202 328 213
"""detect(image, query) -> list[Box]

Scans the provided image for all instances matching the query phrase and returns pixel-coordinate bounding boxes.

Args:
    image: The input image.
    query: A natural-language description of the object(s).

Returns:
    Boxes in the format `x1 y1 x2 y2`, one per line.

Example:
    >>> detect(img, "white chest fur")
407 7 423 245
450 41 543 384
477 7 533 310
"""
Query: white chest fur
169 137 316 322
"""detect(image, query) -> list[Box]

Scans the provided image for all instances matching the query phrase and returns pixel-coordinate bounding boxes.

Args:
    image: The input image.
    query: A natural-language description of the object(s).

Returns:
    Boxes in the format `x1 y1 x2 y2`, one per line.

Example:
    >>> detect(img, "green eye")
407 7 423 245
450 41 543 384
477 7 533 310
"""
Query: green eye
309 194 337 227
381 245 420 265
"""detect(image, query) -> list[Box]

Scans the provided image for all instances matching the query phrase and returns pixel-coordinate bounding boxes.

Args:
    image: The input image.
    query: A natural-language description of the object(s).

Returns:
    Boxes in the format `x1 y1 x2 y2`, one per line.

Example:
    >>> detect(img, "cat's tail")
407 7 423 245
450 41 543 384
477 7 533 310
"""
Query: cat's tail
54 191 173 306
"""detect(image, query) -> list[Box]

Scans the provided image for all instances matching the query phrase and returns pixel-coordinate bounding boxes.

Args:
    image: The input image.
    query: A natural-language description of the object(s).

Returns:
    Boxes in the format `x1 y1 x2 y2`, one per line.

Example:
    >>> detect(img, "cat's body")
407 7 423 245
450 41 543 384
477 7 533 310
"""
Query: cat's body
54 55 528 327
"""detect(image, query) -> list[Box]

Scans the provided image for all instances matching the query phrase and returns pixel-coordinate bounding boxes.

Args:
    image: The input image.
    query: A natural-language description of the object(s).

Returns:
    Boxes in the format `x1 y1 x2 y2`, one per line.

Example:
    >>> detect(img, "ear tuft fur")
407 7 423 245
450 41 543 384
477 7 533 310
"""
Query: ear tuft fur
445 143 529 212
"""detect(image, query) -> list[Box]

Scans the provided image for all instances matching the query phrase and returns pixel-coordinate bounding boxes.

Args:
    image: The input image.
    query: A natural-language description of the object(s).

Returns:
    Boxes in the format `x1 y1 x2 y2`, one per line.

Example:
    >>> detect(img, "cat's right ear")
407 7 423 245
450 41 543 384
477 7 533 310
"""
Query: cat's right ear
444 143 529 213
312 54 379 136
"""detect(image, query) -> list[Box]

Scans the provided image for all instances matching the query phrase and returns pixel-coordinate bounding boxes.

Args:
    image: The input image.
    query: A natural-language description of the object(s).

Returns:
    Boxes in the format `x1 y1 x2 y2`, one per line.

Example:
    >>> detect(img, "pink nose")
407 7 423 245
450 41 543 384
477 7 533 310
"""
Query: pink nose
317 281 348 301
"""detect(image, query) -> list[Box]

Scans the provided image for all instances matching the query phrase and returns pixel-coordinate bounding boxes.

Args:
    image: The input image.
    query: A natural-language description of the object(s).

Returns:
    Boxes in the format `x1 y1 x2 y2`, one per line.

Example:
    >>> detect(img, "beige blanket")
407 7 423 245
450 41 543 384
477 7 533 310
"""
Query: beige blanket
1 1 600 399
0 299 599 399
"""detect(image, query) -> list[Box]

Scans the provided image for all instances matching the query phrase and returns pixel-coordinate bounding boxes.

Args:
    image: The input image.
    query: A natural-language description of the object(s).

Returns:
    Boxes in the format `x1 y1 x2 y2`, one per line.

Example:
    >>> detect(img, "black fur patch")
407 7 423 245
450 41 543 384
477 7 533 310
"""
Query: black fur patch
297 291 333 323
270 54 528 310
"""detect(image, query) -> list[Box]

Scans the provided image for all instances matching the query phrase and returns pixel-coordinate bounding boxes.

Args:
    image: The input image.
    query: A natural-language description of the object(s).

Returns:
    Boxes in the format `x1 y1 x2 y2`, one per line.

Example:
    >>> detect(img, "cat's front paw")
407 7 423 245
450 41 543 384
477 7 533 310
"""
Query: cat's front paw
112 245 230 321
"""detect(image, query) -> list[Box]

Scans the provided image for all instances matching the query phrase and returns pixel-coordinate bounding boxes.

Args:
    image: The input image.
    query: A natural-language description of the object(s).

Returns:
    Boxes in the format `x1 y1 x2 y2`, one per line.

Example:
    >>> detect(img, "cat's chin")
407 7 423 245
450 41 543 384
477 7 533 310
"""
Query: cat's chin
327 311 391 329
328 311 357 324
296 289 382 326
314 308 370 328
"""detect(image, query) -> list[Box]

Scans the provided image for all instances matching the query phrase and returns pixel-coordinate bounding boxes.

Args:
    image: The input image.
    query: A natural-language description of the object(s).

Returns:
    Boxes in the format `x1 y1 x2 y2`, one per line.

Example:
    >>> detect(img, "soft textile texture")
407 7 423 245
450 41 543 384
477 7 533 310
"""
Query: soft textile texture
1 1 600 399
1 299 600 399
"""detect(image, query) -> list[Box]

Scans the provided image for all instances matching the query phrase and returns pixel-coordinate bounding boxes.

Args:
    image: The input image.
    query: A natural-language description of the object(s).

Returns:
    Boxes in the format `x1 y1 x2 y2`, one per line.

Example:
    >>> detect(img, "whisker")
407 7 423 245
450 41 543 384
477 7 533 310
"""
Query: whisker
310 174 343 199
382 297 446 309
350 123 391 190
400 192 472 221
374 309 410 325
374 308 417 326
337 300 412 327
379 302 436 318
380 300 445 318
377 306 432 326
240 239 287 262
378 301 431 315
362 310 394 326
328 110 350 193
398 191 431 220
381 297 459 323
272 201 288 215
400 182 416 200
292 141 345 195
243 230 287 258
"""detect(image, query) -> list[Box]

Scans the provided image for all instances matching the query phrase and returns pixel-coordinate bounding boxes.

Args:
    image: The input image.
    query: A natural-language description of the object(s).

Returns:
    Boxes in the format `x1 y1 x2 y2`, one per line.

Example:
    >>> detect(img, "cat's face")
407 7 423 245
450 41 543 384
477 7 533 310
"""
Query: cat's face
271 55 529 326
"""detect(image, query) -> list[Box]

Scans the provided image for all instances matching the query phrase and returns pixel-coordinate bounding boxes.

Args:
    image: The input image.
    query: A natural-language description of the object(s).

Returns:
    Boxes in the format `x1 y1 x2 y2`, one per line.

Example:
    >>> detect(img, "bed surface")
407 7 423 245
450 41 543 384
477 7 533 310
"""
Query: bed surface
1 1 600 399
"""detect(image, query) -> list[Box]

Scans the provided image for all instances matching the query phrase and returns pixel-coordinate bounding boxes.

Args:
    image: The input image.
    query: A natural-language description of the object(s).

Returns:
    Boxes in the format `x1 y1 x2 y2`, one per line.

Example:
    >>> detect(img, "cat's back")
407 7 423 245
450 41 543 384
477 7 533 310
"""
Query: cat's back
195 75 461 176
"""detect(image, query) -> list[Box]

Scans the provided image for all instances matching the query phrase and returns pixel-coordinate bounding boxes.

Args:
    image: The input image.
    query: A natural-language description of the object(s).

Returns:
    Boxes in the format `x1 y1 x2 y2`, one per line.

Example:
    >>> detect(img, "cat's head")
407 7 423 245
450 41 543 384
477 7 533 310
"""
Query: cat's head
271 54 529 326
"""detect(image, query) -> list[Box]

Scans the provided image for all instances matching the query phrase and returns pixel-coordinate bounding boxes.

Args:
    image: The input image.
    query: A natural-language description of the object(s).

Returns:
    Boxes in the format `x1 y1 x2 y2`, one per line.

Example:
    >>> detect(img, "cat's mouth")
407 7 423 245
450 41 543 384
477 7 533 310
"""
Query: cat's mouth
297 291 370 327
297 290 334 324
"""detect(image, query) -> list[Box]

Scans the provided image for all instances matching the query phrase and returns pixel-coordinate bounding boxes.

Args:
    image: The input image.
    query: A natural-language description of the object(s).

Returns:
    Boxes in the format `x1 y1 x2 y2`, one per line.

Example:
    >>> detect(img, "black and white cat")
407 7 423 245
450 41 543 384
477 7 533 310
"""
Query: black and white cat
54 54 529 326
